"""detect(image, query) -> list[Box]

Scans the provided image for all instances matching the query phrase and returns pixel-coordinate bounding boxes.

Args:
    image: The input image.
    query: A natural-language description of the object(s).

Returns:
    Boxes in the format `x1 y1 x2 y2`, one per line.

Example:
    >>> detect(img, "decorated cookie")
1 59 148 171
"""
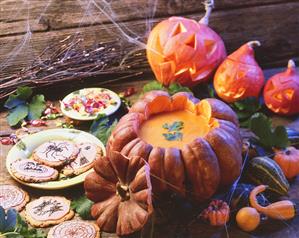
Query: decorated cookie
62 142 102 176
32 140 79 167
0 184 30 211
25 196 74 227
10 159 59 183
47 220 100 238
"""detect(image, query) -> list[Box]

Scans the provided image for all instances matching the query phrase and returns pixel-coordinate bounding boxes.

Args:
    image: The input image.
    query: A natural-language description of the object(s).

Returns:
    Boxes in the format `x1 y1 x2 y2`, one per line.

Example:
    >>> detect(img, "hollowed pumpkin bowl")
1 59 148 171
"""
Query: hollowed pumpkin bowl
107 91 242 201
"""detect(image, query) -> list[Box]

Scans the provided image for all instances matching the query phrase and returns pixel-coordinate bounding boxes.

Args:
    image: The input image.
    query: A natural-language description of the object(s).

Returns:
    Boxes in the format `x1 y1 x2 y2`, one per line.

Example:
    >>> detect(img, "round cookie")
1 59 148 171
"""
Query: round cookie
10 159 59 183
25 196 74 227
32 140 79 167
62 142 102 176
0 184 30 211
47 220 99 238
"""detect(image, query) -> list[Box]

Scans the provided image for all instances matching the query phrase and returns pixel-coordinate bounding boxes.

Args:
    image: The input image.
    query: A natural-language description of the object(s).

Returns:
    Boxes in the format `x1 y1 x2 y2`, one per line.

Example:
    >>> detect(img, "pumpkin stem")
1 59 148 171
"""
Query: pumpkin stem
116 182 130 201
247 41 261 48
199 0 214 25
288 59 296 69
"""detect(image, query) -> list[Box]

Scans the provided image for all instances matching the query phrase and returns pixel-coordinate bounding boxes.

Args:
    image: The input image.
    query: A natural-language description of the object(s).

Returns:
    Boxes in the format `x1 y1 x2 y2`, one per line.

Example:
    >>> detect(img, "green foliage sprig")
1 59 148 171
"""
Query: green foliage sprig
0 207 46 238
143 81 192 95
4 87 46 127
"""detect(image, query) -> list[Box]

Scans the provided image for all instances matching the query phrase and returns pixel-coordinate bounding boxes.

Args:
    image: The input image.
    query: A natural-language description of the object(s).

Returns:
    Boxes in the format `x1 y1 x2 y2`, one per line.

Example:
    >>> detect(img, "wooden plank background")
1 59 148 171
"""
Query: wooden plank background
0 0 299 79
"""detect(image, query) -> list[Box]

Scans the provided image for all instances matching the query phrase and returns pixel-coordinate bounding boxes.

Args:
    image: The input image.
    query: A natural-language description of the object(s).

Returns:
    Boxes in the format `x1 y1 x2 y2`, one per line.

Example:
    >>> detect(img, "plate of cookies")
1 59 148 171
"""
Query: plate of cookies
6 128 106 189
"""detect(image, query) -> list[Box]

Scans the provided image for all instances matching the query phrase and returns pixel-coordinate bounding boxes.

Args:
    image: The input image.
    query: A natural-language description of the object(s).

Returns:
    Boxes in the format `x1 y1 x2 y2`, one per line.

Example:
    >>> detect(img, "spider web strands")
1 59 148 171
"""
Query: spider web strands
0 35 149 99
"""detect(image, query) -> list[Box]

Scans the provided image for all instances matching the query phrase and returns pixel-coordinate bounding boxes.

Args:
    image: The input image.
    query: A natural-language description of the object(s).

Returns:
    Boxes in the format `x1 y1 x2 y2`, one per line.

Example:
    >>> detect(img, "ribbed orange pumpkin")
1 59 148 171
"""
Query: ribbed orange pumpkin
107 91 242 202
274 147 299 179
214 41 265 103
146 2 226 87
264 60 299 115
84 151 153 236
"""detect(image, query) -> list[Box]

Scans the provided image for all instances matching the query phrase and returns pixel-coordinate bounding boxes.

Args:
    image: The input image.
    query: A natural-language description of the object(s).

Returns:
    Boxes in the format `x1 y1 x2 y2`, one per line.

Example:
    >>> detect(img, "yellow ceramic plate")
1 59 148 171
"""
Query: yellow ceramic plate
60 88 121 121
6 128 106 190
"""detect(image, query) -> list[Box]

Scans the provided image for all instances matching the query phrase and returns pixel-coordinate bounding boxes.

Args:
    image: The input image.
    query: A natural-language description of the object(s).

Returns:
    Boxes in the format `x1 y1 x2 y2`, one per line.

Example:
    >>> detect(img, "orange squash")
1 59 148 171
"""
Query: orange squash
264 60 299 115
84 151 153 236
236 207 260 232
146 1 226 87
107 91 242 201
214 41 265 103
200 200 230 226
249 185 295 220
274 146 299 179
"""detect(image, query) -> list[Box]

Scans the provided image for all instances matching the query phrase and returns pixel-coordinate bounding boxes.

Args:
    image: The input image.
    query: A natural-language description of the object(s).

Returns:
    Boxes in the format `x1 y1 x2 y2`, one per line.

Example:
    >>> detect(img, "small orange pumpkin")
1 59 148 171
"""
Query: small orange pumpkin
274 146 299 179
200 200 230 226
214 41 265 103
264 60 299 115
146 1 226 87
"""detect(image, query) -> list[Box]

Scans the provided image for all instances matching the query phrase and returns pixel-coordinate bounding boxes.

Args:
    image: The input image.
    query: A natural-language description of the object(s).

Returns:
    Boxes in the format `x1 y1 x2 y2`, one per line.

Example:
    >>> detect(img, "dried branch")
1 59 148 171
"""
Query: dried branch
0 35 149 99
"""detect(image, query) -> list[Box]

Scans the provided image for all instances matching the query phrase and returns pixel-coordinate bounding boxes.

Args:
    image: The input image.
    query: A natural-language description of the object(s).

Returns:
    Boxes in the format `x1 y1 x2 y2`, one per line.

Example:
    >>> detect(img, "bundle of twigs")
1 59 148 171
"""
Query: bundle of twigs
0 35 149 99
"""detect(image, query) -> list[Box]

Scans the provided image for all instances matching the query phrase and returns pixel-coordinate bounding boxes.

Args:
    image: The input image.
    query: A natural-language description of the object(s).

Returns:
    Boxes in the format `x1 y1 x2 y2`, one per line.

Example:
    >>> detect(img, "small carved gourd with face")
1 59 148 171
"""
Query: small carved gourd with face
264 60 299 115
213 41 265 103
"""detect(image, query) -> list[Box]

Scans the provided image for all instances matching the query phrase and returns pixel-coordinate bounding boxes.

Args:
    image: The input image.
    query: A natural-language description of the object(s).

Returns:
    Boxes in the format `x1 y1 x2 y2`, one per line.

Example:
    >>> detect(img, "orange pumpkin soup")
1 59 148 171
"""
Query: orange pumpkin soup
139 110 214 149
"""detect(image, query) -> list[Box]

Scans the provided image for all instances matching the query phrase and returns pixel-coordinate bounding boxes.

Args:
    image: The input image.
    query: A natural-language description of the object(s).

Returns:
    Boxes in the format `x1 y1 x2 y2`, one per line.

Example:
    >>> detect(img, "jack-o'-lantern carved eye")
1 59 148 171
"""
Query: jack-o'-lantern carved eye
274 92 283 102
171 22 187 36
267 80 275 91
284 89 294 100
185 34 196 49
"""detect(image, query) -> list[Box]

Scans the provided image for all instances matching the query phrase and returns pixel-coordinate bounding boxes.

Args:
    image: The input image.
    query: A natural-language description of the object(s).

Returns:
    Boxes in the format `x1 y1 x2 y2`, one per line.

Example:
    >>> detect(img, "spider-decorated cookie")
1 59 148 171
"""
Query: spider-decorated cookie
62 142 102 176
0 184 30 211
47 220 100 238
10 159 59 182
25 196 74 227
32 140 79 167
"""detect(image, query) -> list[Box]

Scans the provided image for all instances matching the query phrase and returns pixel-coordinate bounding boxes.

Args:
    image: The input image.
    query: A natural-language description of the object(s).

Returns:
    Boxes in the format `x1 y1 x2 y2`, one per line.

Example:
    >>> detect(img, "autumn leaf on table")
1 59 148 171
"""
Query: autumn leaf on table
0 207 46 238
7 104 29 127
230 97 262 127
143 81 192 95
27 95 46 120
4 87 33 109
4 86 46 127
249 113 289 149
71 196 93 220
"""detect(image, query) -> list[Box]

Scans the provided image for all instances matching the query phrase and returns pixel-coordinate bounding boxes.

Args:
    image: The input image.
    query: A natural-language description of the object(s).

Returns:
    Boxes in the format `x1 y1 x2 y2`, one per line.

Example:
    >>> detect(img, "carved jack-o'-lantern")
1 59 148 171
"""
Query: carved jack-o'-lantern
264 60 299 115
146 2 226 87
214 41 265 103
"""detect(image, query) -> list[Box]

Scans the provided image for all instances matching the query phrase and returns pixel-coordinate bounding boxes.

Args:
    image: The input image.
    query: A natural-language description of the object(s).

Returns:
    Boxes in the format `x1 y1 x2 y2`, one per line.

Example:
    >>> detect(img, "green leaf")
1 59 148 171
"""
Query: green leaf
143 81 165 93
90 114 118 145
4 96 25 110
28 95 46 120
167 83 192 95
71 196 93 220
272 126 289 149
16 87 32 100
231 97 262 126
143 81 192 95
162 121 184 132
249 113 289 149
5 87 33 109
163 132 183 141
7 104 28 127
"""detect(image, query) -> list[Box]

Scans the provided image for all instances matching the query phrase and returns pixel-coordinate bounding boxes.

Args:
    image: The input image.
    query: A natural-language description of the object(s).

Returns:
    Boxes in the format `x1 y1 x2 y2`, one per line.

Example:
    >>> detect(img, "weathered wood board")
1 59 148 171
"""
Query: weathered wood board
0 0 299 79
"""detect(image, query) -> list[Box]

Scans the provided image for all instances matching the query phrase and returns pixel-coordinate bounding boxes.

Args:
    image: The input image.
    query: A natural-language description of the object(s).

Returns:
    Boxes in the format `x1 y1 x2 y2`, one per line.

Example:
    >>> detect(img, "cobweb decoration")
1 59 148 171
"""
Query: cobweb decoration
0 0 159 99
